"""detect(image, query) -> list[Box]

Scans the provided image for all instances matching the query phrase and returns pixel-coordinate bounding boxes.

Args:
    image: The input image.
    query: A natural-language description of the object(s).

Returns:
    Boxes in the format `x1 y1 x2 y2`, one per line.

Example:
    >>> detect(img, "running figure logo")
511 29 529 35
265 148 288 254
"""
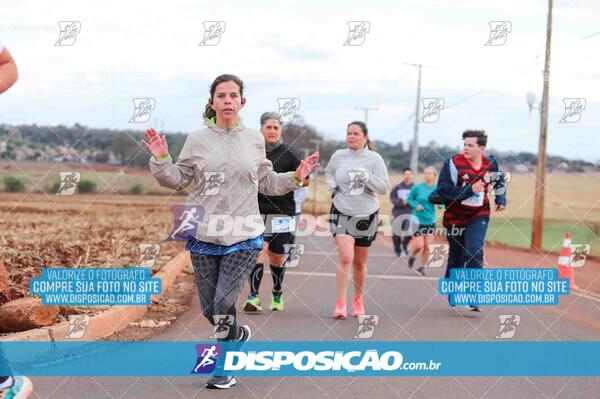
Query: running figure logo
129 98 156 123
199 21 226 46
138 244 160 268
569 244 591 268
283 244 305 268
485 21 512 46
488 171 512 196
56 172 80 196
559 98 586 123
496 314 520 339
277 98 300 123
346 170 370 195
191 344 222 374
343 21 370 46
55 21 81 46
199 172 225 196
425 244 448 268
64 315 90 339
168 205 204 241
210 315 234 339
354 315 379 339
420 98 445 123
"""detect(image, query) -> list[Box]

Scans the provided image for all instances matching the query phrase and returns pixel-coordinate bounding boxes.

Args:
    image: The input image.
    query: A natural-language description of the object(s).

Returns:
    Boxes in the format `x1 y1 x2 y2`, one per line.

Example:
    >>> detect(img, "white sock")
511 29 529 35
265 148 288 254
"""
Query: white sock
0 376 14 390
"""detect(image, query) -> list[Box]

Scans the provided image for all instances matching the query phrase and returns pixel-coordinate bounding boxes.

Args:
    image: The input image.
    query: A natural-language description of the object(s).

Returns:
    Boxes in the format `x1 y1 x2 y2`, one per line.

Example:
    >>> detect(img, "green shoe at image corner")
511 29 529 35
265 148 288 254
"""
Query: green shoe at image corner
270 294 284 311
243 296 262 312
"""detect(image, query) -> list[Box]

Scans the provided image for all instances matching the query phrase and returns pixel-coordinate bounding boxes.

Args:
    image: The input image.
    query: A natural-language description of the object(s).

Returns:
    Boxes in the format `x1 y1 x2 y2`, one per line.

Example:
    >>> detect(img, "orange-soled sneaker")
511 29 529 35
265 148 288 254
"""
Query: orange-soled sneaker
351 296 365 317
332 300 347 319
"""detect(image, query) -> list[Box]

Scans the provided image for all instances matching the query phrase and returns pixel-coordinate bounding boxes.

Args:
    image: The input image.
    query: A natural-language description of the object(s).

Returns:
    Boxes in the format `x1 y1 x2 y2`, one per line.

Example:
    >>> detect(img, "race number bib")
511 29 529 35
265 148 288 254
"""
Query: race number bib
461 191 484 207
271 216 296 233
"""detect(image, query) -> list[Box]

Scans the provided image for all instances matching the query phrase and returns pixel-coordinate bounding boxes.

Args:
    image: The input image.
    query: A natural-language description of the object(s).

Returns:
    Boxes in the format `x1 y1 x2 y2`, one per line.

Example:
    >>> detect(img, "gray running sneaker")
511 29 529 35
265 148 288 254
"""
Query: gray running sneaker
206 375 236 389
236 325 252 344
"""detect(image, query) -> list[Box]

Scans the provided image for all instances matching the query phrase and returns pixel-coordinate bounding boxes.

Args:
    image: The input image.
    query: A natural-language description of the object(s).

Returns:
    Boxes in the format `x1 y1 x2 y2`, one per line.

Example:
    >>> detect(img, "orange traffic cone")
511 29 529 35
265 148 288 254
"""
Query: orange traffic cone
557 232 576 289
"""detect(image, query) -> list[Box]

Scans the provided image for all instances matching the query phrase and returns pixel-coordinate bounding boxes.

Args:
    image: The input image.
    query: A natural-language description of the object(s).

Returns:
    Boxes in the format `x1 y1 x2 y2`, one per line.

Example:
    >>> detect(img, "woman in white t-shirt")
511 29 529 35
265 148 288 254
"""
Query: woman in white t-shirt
0 42 19 94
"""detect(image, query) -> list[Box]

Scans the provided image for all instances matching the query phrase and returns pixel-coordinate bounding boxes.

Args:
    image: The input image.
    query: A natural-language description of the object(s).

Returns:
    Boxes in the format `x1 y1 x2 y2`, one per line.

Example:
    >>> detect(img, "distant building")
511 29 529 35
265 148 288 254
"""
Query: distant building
107 153 121 165
51 146 83 163
12 146 36 161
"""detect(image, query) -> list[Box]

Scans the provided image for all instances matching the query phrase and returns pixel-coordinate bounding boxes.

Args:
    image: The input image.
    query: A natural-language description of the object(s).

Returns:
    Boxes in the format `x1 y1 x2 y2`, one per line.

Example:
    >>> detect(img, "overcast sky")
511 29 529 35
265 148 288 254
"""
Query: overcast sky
1 0 599 161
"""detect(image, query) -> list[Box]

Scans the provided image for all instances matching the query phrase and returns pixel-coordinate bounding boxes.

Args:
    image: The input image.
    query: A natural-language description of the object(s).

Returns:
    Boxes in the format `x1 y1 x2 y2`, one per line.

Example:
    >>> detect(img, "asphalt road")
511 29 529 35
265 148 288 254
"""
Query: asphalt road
28 235 600 398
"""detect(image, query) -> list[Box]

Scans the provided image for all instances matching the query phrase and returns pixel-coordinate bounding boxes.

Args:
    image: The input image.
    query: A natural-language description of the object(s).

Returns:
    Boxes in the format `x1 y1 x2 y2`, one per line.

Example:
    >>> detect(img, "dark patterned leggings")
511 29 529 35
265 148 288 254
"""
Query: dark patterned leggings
190 249 259 341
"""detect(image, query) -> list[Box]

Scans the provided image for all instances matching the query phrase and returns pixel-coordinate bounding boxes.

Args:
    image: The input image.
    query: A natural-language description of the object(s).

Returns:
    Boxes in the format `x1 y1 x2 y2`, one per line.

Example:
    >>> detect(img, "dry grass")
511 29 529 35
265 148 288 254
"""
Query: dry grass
0 160 171 195
303 171 600 224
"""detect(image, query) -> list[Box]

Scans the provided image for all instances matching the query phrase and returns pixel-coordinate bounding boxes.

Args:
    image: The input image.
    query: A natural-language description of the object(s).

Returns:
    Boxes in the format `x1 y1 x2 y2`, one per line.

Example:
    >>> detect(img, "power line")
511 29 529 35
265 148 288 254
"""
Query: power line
369 27 598 149
580 31 600 40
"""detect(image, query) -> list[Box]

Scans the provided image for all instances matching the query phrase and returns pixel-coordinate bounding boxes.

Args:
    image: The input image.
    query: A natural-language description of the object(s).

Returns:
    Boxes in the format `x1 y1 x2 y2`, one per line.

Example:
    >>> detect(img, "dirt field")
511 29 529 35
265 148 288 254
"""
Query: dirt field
0 192 187 305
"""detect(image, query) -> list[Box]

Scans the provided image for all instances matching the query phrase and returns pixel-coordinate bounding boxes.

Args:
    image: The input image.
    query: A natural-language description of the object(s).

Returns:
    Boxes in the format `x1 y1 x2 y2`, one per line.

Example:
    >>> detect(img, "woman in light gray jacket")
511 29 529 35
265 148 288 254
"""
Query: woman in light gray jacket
325 121 390 319
142 74 319 389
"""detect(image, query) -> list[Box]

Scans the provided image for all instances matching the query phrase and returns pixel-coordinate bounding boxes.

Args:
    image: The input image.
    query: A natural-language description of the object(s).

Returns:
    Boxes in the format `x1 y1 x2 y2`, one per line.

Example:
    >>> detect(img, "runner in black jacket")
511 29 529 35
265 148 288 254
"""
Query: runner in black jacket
390 167 414 257
243 112 310 313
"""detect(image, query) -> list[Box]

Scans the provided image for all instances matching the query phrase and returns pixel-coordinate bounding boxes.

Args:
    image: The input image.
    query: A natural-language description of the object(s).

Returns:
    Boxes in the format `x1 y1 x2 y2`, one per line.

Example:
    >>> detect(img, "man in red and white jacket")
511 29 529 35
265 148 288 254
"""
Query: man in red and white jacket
436 130 507 311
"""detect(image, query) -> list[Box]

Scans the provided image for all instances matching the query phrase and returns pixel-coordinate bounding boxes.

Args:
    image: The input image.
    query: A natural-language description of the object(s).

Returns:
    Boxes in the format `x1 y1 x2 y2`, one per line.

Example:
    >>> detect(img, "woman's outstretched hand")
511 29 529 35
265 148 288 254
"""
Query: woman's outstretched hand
141 128 169 159
294 151 320 181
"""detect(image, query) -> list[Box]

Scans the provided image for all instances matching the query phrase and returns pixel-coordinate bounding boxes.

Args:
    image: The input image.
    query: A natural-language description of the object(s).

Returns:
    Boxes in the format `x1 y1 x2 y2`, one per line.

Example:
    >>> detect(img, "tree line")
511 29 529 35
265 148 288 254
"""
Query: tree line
1 122 597 172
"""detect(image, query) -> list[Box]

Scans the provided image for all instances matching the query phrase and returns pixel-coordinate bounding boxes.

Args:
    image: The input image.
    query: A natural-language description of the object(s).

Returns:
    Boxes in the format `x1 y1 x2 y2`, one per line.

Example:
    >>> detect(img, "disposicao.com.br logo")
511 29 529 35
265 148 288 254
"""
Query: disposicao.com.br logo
222 349 442 374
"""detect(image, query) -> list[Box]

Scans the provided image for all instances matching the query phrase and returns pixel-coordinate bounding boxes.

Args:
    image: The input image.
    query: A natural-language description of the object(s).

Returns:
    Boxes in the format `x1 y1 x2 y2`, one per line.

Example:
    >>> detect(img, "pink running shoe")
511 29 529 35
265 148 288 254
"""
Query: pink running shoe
351 296 365 317
332 300 347 319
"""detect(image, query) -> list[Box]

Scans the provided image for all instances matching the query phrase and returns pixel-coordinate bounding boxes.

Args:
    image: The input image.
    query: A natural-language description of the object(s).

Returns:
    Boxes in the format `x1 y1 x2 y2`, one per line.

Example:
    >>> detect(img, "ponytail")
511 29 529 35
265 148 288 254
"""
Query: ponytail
204 101 216 120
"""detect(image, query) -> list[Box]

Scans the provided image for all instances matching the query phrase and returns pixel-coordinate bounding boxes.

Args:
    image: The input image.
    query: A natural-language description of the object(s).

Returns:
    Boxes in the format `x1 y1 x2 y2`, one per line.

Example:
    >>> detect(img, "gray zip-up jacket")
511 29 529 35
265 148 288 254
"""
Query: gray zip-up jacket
325 146 391 216
149 121 300 246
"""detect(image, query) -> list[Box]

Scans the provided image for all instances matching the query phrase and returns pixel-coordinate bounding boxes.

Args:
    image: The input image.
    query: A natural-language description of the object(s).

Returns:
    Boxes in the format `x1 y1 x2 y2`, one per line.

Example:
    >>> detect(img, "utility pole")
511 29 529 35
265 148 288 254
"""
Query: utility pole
405 63 433 173
309 139 322 215
531 0 553 251
354 106 378 126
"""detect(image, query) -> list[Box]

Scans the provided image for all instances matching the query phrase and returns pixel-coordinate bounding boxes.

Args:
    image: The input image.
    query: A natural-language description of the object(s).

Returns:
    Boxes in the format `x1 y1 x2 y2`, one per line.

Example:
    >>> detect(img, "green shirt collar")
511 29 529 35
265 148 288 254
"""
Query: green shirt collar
205 116 242 131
